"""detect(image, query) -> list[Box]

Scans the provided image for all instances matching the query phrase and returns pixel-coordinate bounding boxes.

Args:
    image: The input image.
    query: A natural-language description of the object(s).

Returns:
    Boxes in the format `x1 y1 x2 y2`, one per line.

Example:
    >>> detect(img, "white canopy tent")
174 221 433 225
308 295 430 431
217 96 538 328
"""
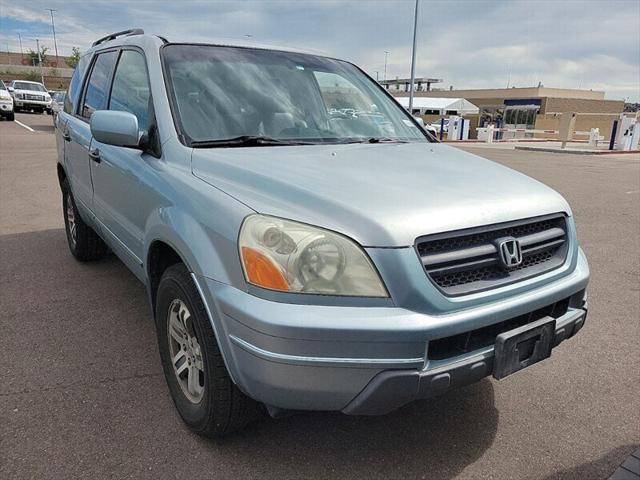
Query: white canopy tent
394 96 479 116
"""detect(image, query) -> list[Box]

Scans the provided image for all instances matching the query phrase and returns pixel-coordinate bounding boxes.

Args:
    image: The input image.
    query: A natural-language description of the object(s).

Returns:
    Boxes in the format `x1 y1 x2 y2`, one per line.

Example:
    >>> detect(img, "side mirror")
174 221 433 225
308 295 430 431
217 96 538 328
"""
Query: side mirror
90 110 140 148
7 86 14 92
414 117 425 126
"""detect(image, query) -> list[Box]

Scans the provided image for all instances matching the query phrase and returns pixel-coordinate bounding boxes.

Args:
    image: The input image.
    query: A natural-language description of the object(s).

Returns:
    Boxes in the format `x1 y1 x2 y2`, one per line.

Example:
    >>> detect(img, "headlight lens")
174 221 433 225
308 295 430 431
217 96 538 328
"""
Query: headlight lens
239 214 388 297
16 93 24 99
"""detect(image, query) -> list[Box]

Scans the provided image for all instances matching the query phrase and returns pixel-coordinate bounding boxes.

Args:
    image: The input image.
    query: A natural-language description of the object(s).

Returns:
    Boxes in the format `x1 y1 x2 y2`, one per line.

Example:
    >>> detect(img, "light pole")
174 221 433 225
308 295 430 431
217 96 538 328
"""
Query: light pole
18 33 24 58
383 51 389 82
36 38 45 86
408 0 420 114
46 9 59 66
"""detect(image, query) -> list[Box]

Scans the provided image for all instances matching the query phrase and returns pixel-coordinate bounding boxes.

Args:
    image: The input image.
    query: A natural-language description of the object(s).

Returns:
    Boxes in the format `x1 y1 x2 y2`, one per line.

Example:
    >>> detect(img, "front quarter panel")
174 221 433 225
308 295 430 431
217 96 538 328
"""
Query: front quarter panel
143 140 253 289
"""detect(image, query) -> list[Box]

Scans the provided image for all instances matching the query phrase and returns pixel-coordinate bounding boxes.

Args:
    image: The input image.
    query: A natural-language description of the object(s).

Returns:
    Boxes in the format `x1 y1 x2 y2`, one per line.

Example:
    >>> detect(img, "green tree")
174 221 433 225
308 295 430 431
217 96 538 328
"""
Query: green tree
65 47 81 69
24 71 41 82
27 46 49 66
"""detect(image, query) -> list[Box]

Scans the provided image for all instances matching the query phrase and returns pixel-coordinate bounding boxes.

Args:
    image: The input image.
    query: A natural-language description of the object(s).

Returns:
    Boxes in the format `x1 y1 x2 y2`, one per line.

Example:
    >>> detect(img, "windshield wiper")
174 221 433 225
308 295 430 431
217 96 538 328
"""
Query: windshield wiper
338 137 411 144
366 137 410 143
191 135 313 148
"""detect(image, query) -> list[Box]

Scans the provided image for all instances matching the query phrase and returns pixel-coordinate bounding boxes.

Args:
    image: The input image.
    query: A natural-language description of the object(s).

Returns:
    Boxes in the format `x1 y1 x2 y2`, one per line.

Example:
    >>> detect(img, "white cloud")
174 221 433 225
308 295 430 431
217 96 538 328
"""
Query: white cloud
0 0 638 100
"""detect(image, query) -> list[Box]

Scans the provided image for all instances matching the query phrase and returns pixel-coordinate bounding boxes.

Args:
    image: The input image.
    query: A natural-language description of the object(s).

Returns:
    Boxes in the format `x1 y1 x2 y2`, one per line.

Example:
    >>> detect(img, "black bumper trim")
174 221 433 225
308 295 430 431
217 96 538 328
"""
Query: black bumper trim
342 308 587 415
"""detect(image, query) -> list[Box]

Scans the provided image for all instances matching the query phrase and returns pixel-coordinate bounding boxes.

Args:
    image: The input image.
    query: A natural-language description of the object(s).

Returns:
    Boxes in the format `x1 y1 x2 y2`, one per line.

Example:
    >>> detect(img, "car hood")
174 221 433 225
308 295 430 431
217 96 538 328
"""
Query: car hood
191 142 571 247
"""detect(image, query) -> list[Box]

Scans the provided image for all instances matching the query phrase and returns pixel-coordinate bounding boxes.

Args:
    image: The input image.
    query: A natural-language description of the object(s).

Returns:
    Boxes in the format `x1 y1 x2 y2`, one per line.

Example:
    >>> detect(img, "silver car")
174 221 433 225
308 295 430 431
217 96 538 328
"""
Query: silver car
56 29 589 436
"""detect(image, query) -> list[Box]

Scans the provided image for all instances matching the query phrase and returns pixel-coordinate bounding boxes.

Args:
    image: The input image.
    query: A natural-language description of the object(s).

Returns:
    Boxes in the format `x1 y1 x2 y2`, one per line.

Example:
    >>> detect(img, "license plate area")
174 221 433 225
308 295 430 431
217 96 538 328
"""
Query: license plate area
493 316 556 380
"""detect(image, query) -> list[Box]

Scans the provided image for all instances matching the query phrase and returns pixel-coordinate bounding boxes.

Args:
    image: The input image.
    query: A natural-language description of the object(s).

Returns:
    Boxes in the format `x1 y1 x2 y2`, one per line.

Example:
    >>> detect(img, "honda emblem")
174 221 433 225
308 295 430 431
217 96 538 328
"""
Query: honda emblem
496 237 523 269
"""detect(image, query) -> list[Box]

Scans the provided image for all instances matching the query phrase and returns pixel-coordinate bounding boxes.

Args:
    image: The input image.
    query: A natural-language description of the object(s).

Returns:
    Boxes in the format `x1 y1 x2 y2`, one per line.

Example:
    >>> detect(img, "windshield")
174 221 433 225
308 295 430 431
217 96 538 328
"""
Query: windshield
53 92 66 102
162 45 430 146
13 82 46 92
0 80 6 90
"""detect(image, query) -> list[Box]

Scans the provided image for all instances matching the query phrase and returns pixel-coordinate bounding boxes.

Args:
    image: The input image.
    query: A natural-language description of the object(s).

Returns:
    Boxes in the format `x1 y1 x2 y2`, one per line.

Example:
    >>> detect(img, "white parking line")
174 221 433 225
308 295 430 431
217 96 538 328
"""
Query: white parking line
14 120 36 132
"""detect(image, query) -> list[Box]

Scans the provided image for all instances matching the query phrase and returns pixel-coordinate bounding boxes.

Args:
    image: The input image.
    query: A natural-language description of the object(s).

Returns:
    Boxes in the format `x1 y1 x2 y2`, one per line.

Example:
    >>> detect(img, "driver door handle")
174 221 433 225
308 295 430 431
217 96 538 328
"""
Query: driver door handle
62 131 71 142
88 148 101 163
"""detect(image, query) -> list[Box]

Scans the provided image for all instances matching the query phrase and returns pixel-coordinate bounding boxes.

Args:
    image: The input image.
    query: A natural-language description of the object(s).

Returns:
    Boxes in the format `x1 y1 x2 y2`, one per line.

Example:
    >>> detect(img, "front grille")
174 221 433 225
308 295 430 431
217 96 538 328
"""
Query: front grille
25 94 44 101
417 214 569 296
427 297 570 361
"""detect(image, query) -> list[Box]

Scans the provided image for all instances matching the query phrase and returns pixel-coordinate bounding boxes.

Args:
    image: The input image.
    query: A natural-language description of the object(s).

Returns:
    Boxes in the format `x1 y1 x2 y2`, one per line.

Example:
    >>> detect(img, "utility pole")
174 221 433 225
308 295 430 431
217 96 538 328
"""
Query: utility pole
375 71 379 82
408 0 420 114
46 9 59 66
18 33 24 58
383 51 389 82
36 38 45 86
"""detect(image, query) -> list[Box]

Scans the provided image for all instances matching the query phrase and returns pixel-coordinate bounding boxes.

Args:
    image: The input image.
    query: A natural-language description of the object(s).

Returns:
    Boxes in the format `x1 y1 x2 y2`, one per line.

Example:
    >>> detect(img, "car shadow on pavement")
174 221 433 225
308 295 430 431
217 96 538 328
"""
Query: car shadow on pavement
209 380 498 479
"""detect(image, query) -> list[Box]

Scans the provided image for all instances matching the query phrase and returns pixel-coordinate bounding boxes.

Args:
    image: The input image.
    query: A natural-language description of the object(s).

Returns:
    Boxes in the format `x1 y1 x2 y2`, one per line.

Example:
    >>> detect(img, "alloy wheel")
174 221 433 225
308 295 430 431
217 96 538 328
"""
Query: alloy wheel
167 299 205 403
66 195 77 247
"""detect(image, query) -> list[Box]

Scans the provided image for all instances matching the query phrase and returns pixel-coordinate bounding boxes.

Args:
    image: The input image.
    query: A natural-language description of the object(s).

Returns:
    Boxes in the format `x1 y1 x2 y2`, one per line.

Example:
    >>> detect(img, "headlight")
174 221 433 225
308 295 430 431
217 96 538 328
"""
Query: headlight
16 93 24 99
239 214 388 297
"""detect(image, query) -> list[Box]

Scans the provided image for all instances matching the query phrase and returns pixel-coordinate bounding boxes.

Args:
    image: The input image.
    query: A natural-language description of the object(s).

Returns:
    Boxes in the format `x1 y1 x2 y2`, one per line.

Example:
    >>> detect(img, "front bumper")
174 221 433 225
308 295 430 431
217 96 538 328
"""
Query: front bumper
194 248 589 414
343 306 586 414
0 102 13 113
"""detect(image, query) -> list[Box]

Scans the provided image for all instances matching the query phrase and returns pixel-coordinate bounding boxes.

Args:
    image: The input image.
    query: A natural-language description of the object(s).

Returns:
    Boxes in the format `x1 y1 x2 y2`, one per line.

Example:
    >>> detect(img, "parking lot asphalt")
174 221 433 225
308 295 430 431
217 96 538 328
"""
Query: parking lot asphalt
1 112 639 480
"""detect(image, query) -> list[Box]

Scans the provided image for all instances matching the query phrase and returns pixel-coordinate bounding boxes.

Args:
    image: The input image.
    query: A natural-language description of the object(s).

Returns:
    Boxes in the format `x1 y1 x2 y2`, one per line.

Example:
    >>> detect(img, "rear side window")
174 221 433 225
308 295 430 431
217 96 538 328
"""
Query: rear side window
63 54 89 114
81 51 118 119
109 50 151 131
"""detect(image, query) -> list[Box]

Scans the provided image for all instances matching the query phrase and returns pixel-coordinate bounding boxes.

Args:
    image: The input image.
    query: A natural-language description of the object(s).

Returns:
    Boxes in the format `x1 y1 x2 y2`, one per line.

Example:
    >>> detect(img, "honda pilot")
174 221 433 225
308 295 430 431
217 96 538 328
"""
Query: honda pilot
55 29 589 436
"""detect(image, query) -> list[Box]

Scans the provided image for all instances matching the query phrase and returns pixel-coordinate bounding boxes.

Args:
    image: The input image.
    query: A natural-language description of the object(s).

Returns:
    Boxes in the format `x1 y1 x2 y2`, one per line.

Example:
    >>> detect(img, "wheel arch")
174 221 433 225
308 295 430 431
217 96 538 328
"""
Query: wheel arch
146 239 190 312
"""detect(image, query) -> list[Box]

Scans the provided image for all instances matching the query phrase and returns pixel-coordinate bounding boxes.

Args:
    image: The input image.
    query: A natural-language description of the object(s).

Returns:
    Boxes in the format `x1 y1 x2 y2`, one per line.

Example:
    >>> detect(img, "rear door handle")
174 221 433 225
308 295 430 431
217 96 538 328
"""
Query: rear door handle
88 148 101 163
62 131 71 141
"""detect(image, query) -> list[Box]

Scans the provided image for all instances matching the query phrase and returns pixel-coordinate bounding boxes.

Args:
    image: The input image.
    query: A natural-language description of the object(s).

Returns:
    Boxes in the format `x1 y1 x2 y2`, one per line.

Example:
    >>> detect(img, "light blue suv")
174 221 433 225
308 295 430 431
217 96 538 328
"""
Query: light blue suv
55 29 589 436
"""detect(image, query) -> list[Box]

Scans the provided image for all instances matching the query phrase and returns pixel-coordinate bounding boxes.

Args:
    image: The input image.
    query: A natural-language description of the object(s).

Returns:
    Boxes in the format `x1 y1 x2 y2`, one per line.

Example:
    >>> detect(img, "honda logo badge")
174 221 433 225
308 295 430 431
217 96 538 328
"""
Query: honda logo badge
496 237 523 269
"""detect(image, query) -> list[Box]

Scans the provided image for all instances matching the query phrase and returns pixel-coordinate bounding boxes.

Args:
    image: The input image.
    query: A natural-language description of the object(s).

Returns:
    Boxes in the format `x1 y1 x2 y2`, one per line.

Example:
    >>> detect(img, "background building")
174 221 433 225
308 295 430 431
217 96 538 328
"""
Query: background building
393 86 625 139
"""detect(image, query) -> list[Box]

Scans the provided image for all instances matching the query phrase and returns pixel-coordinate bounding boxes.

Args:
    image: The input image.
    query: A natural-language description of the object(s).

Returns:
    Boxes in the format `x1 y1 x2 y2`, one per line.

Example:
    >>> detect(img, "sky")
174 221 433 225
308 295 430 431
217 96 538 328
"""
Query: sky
1 0 638 101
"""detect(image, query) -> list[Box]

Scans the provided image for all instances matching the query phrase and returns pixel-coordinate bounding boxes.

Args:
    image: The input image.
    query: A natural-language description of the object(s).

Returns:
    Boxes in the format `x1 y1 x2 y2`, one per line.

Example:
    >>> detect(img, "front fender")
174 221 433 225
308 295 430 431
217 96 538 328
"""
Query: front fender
143 205 249 288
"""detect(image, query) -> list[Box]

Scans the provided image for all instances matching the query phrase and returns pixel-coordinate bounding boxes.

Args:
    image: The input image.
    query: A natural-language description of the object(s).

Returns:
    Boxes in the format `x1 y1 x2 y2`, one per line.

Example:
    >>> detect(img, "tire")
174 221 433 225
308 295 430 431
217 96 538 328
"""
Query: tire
61 179 108 261
156 263 262 437
7 112 14 121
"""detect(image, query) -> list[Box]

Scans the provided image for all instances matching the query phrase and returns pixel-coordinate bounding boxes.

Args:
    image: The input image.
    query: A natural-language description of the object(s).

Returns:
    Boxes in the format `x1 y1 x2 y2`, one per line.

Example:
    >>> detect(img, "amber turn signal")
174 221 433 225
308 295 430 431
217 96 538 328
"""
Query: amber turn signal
240 247 289 291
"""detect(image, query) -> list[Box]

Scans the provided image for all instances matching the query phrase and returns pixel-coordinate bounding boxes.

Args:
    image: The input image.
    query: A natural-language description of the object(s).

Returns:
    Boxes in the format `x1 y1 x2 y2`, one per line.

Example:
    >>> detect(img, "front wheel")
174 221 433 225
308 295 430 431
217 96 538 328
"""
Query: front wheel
156 263 262 437
6 112 14 121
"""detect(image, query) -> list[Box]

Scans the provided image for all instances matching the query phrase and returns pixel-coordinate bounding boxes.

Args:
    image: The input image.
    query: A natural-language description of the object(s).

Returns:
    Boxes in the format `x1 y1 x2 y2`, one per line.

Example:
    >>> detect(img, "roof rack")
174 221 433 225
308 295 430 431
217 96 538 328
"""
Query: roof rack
92 28 144 47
